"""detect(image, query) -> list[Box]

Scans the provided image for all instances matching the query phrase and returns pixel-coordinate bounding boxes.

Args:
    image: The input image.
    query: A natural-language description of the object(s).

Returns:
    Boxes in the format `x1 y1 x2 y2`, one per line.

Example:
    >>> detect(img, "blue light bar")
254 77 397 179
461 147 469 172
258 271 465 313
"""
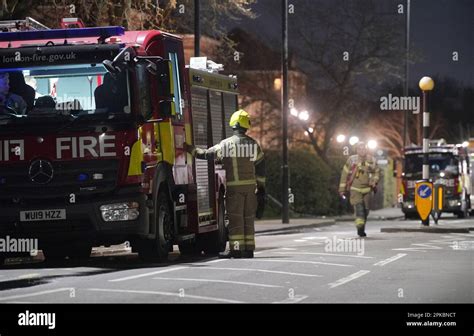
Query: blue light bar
0 26 125 42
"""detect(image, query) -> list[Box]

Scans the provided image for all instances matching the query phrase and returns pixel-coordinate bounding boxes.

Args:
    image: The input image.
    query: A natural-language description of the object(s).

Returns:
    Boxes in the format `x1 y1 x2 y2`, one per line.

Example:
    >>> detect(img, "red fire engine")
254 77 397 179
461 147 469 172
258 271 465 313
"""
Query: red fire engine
0 19 238 263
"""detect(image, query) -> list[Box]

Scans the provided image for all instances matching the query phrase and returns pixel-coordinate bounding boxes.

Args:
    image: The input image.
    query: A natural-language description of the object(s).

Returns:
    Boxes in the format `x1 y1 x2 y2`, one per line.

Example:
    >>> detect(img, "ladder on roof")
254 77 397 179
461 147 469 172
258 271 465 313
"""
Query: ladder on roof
0 17 50 32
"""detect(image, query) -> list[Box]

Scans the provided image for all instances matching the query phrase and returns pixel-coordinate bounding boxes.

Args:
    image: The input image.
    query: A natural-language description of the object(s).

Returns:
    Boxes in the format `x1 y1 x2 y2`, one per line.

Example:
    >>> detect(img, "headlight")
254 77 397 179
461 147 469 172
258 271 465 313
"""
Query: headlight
100 202 140 221
405 201 414 208
448 200 461 207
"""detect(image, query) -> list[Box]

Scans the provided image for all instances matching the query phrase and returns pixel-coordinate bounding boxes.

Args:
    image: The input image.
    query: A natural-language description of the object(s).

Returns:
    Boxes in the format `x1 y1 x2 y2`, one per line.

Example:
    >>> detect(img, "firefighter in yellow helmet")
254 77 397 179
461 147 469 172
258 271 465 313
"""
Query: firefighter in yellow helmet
339 141 380 237
185 109 265 258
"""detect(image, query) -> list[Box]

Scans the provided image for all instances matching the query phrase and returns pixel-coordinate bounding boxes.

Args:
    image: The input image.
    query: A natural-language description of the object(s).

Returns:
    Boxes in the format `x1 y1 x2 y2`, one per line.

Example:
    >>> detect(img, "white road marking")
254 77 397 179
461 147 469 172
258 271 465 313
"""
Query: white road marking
189 266 322 277
87 288 243 303
329 270 370 289
205 259 226 264
109 267 187 282
274 295 308 303
0 288 73 301
152 276 283 288
241 258 352 267
393 242 445 252
272 251 373 259
280 248 297 251
304 237 328 240
17 273 41 279
293 239 307 242
373 254 407 266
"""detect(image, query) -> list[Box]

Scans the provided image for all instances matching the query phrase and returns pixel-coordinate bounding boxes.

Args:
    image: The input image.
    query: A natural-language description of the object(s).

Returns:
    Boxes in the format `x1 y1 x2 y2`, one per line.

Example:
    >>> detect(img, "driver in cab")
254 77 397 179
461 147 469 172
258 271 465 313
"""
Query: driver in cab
0 72 27 115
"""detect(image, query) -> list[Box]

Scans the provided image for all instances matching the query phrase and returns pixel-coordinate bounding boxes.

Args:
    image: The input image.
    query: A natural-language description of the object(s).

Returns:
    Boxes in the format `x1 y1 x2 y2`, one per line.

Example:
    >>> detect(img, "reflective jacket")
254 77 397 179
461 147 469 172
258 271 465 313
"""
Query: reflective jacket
339 154 380 193
192 133 265 188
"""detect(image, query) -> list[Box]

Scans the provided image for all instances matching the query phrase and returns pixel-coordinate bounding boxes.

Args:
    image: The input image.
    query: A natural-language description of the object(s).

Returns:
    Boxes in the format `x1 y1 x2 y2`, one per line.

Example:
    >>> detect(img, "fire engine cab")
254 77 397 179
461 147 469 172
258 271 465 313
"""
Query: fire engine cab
401 140 471 219
0 19 239 264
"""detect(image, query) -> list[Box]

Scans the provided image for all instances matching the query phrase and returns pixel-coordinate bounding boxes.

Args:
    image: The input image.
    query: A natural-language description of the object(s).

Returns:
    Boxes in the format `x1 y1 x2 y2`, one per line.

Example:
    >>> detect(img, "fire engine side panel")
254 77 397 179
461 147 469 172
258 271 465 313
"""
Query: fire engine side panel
191 87 212 215
223 93 238 138
209 91 224 145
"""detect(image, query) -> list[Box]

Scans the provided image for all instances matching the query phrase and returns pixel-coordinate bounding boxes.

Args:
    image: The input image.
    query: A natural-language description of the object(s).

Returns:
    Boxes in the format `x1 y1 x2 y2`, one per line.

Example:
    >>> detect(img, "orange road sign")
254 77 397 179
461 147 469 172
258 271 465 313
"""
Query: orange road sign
415 181 433 220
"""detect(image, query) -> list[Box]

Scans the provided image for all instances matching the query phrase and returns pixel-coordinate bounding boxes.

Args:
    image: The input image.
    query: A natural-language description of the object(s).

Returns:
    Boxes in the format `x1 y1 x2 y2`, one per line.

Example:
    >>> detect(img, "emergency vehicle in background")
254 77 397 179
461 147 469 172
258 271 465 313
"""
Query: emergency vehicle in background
467 138 474 210
400 139 472 219
0 18 239 263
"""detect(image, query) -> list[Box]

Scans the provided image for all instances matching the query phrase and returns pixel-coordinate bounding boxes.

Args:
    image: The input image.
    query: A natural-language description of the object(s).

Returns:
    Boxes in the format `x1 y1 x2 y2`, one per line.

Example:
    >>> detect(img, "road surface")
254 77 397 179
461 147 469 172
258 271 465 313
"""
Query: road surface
0 217 472 304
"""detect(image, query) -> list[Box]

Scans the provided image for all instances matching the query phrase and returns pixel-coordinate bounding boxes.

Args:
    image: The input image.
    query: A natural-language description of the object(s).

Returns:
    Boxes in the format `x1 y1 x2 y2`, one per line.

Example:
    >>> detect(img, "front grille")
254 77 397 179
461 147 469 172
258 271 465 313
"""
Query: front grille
0 159 119 200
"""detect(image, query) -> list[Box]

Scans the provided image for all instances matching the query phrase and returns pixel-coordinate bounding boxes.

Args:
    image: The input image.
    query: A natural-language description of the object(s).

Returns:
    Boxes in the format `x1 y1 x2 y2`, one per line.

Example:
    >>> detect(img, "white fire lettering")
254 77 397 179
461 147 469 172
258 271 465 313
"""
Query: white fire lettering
56 135 116 159
79 136 98 158
0 140 25 161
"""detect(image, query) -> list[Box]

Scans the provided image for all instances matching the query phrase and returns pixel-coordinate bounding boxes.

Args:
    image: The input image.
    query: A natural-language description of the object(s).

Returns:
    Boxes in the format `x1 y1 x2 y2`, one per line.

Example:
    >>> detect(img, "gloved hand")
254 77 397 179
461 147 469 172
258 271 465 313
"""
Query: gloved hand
370 183 378 194
255 186 266 219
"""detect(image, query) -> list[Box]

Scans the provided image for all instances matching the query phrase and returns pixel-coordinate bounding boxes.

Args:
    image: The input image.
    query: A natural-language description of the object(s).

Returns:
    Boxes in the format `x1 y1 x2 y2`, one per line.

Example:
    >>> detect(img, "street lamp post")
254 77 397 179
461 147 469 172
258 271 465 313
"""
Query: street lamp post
281 0 289 224
194 0 200 57
403 0 411 149
419 76 434 226
419 76 434 181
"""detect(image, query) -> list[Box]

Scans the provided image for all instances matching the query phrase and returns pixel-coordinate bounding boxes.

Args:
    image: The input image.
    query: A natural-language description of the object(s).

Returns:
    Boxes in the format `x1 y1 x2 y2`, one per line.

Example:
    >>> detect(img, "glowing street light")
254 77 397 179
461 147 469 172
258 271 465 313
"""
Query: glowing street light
298 110 309 121
290 108 298 117
308 127 314 133
336 134 346 143
368 139 377 150
349 136 359 146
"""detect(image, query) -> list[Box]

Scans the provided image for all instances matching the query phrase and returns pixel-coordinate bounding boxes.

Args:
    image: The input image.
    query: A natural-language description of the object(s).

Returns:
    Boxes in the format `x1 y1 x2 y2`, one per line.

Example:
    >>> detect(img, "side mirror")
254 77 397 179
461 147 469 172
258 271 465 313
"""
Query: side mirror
156 60 173 98
103 47 136 75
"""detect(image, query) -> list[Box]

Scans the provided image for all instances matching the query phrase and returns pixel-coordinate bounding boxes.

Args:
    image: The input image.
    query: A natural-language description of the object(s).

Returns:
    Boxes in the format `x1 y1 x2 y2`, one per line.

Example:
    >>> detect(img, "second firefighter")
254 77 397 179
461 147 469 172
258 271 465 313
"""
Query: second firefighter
339 142 380 237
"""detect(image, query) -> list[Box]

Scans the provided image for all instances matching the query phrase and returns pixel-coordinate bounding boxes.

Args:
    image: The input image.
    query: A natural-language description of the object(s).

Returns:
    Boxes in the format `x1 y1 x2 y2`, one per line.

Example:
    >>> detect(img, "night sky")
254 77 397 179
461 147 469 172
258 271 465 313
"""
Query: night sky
232 0 474 87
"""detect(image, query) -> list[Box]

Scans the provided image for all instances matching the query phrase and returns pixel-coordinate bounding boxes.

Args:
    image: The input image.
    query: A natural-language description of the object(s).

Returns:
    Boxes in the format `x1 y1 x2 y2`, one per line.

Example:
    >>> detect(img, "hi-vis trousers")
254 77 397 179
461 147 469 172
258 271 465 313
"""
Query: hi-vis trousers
349 187 372 229
226 185 257 252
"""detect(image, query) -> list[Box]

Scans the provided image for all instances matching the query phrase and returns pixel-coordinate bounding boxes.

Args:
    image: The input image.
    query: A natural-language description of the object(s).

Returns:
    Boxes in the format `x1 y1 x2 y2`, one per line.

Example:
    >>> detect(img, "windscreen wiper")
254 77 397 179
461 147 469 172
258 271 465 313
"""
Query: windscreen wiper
56 111 116 133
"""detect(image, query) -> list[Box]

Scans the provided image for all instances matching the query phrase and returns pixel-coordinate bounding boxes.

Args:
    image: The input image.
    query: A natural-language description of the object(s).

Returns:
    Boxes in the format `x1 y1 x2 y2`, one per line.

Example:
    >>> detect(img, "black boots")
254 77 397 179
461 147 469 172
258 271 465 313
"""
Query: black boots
357 226 367 237
218 250 254 258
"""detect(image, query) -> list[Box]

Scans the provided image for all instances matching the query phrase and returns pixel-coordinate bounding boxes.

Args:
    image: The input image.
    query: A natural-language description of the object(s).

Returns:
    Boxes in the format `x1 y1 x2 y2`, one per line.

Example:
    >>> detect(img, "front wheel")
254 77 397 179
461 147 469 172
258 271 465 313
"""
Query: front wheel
138 191 174 262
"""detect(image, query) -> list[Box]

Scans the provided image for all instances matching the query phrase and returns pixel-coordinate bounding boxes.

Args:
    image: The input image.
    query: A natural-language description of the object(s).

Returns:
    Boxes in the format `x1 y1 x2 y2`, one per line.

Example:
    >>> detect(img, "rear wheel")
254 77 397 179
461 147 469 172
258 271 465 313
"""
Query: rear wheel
138 191 174 262
201 194 227 255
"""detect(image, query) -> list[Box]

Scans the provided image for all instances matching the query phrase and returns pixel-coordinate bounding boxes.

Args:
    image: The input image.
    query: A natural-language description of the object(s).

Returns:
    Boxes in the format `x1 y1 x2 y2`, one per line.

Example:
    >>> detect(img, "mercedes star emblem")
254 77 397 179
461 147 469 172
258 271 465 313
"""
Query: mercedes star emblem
28 159 54 184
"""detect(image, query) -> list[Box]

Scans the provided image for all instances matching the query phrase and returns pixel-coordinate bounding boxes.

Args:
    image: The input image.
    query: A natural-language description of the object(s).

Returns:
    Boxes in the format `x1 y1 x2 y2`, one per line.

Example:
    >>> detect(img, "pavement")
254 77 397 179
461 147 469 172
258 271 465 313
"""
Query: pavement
0 213 472 304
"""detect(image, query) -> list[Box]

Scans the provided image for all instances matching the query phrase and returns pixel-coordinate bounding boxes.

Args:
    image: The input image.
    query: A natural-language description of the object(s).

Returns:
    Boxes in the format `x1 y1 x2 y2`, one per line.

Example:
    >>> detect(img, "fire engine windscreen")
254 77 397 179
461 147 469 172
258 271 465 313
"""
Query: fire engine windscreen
405 153 459 178
0 63 130 122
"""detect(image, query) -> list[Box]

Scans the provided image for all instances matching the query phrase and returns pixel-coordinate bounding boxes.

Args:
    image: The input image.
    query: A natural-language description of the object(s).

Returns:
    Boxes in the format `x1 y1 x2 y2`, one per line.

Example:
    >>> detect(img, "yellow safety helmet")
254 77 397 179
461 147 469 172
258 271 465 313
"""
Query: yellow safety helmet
229 109 251 129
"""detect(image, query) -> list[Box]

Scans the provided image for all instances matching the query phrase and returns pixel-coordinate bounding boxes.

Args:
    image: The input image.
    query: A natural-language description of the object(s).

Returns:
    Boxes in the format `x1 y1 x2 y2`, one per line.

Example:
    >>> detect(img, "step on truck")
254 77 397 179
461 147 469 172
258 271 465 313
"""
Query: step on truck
0 21 239 264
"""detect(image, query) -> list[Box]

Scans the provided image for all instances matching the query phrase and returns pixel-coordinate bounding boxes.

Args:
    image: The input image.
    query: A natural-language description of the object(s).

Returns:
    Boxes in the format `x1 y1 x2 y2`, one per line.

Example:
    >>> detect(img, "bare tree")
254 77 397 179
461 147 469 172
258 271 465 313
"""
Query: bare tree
2 0 255 41
288 0 405 165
